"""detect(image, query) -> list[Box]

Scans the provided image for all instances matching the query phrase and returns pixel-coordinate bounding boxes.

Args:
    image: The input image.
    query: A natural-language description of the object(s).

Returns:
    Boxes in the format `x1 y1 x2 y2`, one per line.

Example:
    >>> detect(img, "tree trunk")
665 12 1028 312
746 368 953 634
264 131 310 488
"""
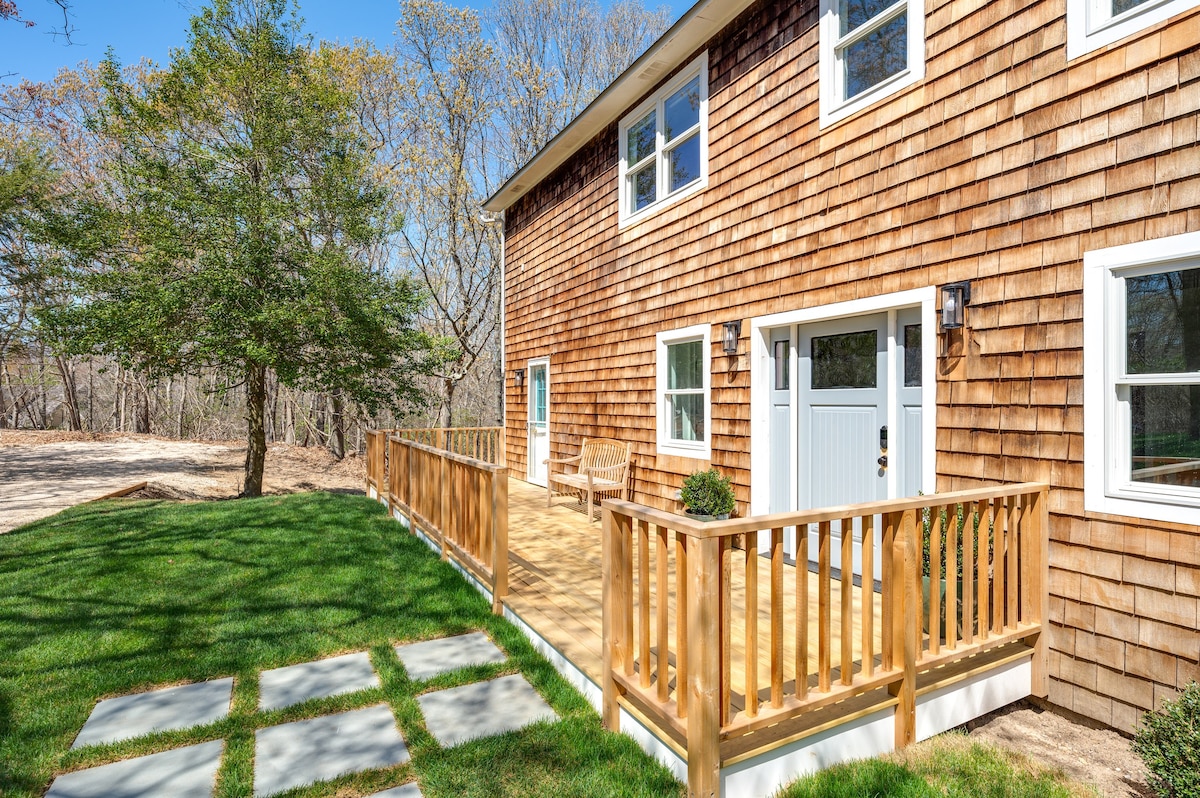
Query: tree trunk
328 390 345 460
55 355 83 431
134 376 150 434
243 362 268 497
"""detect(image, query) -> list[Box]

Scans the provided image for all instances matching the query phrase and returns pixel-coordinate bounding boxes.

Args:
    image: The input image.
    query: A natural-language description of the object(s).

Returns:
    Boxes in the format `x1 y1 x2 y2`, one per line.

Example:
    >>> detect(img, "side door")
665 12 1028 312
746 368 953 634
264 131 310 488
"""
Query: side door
526 359 549 486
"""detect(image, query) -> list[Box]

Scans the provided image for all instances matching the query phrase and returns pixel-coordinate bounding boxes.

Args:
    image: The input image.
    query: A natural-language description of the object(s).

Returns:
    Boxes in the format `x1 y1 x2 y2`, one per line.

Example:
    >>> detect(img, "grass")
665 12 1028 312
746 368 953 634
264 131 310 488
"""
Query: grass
0 492 683 798
777 732 1096 798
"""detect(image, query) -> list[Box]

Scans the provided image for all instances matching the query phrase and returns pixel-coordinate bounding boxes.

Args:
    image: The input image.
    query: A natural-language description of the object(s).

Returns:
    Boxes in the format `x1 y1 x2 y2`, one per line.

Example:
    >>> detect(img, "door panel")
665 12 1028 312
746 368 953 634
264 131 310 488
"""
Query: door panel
527 360 549 486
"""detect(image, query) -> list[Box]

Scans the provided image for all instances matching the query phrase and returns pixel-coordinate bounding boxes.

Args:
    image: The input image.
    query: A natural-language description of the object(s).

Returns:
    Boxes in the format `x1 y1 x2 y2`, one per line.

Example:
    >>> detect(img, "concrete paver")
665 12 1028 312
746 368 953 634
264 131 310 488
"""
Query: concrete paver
253 704 409 797
72 679 233 749
258 651 380 711
394 632 506 681
417 674 556 747
366 784 423 798
45 739 224 798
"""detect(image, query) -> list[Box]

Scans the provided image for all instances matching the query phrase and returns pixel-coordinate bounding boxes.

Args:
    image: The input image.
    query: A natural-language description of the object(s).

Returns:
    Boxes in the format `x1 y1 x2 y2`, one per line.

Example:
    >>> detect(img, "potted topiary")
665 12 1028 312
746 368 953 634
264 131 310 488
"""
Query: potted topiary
680 468 736 521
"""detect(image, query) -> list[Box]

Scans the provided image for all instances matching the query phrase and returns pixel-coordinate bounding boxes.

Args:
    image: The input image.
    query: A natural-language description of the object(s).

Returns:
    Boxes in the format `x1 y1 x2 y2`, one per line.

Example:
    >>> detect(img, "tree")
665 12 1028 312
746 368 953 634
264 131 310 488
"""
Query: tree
44 0 440 495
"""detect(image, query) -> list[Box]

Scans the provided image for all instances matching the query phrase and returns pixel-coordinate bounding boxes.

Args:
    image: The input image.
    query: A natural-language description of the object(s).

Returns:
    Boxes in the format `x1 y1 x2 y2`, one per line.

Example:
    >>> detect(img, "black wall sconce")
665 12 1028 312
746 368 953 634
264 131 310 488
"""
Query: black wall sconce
722 320 742 355
514 368 525 388
940 282 971 331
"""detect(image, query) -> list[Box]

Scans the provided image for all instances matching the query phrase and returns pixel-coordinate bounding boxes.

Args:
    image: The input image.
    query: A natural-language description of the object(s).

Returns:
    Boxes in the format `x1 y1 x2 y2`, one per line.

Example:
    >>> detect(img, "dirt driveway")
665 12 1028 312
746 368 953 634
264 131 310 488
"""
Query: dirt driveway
0 430 364 533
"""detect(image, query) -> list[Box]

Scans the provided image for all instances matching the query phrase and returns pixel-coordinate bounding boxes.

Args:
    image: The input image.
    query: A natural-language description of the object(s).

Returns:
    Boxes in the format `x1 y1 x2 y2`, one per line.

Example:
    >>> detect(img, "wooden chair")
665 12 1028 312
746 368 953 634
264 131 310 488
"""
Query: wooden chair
545 438 632 523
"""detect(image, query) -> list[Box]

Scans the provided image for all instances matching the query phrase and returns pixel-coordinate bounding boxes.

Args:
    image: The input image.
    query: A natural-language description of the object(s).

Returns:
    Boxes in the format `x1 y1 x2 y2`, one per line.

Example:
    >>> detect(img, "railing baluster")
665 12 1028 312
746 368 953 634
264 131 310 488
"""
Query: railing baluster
881 513 895 670
818 519 831 693
840 516 853 685
771 527 784 708
745 529 759 717
656 525 670 703
638 518 651 689
946 504 958 650
720 537 732 726
861 514 875 678
962 505 975 645
1007 494 1019 631
797 524 809 700
929 505 943 656
676 530 688 718
977 499 990 641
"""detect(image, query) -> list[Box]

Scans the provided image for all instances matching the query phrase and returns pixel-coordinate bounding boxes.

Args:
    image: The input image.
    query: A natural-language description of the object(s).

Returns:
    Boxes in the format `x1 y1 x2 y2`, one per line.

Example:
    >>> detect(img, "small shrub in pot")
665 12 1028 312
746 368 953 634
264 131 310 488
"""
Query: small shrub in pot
680 468 735 520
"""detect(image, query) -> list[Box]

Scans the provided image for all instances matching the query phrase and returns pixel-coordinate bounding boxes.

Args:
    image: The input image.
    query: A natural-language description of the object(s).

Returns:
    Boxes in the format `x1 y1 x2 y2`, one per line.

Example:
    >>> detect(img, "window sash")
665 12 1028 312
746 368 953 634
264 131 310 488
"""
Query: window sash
833 1 909 102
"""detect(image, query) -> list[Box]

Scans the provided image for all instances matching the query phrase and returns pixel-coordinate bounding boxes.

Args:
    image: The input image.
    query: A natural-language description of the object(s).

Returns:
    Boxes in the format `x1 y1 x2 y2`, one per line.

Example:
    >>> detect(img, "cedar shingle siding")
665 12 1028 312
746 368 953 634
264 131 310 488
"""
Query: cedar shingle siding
504 0 1200 732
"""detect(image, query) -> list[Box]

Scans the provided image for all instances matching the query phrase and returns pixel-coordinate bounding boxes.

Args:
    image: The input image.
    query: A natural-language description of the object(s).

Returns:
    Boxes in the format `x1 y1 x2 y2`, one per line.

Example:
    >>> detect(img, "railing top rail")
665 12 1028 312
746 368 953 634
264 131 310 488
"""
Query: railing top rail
392 426 504 433
388 433 508 474
603 481 1049 539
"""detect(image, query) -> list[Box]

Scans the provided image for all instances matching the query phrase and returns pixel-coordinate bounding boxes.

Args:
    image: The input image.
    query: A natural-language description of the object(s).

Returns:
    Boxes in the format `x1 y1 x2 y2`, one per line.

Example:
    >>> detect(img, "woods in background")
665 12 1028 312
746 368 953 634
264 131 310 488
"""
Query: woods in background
0 0 669 491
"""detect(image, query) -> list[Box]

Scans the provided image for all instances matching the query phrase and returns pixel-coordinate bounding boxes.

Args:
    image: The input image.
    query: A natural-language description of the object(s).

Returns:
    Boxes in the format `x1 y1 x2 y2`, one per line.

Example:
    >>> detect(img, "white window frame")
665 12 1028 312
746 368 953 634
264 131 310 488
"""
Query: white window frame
1083 230 1200 526
617 53 709 228
1067 0 1199 60
818 0 926 129
656 324 712 459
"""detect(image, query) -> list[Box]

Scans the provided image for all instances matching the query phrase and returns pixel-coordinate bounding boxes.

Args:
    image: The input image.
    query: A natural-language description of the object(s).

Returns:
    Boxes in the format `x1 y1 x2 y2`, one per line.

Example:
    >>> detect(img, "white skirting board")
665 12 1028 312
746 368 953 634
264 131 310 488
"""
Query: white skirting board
367 485 379 501
915 655 1033 742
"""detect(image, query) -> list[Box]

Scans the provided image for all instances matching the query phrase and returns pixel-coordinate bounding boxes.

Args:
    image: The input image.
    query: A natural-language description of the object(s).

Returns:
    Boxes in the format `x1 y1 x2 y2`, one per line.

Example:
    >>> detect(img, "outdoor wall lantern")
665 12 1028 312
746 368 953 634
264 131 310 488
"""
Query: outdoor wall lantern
939 282 972 331
722 320 742 355
514 368 525 388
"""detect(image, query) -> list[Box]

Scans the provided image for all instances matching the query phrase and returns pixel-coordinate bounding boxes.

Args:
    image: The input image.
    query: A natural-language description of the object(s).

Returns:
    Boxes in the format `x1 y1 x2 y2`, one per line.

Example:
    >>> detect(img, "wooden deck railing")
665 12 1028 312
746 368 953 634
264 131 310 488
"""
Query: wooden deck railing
601 483 1049 796
393 426 505 465
365 428 508 614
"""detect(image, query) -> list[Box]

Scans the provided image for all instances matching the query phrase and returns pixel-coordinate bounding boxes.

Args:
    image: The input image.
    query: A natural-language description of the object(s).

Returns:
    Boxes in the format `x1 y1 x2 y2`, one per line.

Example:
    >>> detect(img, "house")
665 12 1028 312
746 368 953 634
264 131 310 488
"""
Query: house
480 0 1200 785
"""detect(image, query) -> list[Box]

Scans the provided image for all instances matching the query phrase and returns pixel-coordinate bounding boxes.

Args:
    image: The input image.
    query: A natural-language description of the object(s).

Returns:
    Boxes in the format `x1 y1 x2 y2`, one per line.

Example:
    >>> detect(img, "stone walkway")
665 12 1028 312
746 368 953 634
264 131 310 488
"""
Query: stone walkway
47 632 556 798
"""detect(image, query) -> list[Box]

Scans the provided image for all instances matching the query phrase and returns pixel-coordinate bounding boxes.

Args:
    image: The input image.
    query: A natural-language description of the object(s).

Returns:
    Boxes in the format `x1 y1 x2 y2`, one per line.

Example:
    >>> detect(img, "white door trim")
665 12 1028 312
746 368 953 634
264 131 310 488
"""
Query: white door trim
749 287 937 517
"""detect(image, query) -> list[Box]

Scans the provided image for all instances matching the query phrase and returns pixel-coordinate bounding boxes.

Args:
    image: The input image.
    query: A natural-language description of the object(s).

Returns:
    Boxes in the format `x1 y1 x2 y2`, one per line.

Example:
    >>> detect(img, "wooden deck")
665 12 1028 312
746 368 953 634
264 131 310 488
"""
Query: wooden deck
503 476 885 708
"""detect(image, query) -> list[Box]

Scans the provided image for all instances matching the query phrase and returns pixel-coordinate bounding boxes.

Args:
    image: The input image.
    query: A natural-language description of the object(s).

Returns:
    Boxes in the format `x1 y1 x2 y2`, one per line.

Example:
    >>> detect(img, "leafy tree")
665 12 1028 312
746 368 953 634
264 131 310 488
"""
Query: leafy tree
44 0 441 496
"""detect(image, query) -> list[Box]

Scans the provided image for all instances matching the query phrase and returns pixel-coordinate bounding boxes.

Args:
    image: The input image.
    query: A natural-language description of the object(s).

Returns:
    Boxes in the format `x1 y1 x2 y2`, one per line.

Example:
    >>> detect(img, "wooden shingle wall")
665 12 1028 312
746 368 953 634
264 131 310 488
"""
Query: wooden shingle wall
503 0 1200 731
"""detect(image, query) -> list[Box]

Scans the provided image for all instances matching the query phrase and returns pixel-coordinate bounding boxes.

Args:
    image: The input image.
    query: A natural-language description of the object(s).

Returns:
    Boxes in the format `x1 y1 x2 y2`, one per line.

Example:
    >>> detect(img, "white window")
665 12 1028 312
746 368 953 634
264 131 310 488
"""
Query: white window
1083 230 1200 526
618 54 708 226
1067 0 1199 60
818 0 925 128
656 324 711 459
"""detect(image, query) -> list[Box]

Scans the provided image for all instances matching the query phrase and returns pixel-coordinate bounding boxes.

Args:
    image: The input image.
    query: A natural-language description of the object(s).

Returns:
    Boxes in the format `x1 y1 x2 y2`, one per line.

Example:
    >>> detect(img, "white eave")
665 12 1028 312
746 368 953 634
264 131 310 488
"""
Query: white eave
482 0 752 213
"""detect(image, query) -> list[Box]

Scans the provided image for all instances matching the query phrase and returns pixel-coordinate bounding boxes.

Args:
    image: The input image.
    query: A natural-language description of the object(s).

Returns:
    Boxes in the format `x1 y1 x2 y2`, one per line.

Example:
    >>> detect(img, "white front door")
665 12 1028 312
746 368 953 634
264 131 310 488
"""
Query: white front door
763 308 928 579
527 359 549 486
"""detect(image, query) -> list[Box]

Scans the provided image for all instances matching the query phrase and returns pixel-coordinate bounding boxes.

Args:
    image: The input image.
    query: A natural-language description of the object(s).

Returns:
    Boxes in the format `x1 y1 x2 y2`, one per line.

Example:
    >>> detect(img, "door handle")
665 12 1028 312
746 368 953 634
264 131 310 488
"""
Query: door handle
877 455 888 468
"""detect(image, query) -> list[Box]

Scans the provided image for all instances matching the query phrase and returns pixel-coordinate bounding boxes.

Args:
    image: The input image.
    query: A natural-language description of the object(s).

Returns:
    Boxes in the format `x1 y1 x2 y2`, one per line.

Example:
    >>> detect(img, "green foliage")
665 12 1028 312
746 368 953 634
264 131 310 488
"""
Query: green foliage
778 733 1088 798
1133 681 1200 798
0 493 683 798
680 468 735 517
39 0 445 493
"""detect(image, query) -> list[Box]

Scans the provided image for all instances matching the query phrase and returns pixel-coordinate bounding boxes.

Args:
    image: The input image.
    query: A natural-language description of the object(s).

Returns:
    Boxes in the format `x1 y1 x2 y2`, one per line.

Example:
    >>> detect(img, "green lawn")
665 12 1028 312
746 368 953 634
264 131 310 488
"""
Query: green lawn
0 492 683 798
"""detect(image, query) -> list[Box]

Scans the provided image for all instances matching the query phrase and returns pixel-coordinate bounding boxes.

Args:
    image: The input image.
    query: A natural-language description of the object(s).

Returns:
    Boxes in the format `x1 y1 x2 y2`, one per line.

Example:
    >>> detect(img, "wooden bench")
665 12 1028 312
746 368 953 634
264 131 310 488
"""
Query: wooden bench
545 438 632 523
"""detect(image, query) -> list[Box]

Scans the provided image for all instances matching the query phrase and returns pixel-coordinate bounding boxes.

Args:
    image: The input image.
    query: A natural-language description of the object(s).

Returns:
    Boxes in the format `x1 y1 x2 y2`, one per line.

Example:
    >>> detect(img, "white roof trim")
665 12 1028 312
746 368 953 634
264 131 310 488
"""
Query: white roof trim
482 0 753 213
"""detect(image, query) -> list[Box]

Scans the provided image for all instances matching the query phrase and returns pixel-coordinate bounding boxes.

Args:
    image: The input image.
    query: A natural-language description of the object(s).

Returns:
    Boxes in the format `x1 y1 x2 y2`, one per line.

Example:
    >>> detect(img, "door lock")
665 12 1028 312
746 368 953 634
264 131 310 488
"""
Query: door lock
877 455 888 468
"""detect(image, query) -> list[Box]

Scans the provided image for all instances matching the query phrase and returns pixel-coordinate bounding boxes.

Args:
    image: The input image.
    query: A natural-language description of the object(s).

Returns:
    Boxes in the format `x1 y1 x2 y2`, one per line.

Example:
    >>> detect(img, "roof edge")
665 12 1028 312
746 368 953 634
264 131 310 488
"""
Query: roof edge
482 0 753 213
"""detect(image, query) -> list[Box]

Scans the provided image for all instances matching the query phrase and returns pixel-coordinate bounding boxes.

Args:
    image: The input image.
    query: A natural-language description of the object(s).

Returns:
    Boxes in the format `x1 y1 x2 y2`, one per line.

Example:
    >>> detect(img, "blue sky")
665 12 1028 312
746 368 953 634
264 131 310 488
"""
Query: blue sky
1 0 693 87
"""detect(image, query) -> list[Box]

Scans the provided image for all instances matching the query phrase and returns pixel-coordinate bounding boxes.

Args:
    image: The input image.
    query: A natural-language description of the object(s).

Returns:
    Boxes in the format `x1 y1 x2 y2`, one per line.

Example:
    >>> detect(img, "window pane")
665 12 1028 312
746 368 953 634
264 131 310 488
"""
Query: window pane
774 339 790 390
627 110 656 165
664 76 701 141
812 330 878 388
1113 0 1154 14
903 324 922 387
630 164 656 212
668 133 701 193
840 0 898 35
669 392 705 442
1126 267 1200 374
531 368 547 423
1130 384 1200 487
668 340 703 390
843 11 907 99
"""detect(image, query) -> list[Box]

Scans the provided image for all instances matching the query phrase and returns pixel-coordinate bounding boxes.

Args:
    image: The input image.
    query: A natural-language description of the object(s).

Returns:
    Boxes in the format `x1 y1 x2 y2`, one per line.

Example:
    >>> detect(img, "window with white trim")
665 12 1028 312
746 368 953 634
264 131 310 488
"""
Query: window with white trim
656 324 711 459
1067 0 1200 60
818 0 925 128
618 54 708 226
1083 231 1200 526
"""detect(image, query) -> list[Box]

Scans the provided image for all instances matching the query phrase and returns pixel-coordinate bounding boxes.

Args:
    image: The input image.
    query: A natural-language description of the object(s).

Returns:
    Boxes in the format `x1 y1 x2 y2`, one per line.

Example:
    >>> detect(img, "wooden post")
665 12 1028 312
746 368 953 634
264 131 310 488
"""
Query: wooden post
1030 487 1050 697
602 507 631 731
491 469 509 615
891 508 919 749
687 534 722 798
439 452 450 560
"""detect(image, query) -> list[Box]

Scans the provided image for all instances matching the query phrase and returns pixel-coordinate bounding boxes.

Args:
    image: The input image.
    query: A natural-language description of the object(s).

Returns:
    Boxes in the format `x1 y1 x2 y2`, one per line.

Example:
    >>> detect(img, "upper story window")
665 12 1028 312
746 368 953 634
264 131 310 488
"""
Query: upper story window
819 0 925 128
1067 0 1200 59
618 54 708 227
656 324 711 459
1083 231 1200 527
